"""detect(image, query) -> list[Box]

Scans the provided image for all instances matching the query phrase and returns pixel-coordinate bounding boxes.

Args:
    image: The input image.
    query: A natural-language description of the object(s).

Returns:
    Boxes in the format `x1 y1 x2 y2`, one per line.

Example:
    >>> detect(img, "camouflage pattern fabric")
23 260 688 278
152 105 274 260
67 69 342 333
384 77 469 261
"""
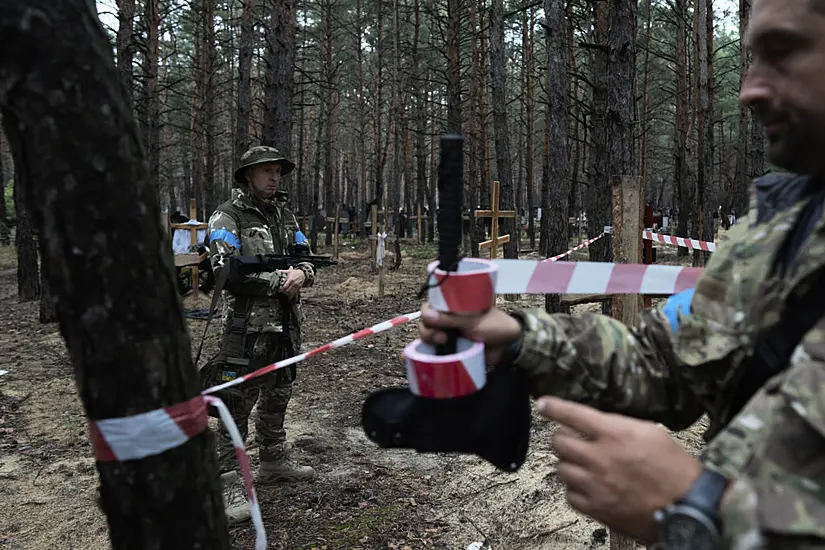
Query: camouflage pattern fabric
208 172 314 470
208 186 314 354
508 172 825 548
216 333 295 472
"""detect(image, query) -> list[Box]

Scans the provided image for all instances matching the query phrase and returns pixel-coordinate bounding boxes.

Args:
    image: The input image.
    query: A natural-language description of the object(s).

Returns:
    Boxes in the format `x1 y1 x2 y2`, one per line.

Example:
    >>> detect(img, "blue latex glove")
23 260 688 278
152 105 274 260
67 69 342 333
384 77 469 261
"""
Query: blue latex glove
663 288 695 334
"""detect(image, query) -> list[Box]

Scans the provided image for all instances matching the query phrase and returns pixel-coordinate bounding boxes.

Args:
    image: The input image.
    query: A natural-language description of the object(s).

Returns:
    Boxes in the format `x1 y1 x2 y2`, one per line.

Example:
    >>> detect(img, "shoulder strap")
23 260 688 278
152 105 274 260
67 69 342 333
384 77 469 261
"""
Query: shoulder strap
729 186 825 417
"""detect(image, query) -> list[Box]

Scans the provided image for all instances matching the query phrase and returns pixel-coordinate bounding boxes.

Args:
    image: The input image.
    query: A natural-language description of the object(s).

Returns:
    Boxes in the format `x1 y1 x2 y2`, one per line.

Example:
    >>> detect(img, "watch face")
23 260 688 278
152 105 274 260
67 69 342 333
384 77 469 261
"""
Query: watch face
661 512 718 550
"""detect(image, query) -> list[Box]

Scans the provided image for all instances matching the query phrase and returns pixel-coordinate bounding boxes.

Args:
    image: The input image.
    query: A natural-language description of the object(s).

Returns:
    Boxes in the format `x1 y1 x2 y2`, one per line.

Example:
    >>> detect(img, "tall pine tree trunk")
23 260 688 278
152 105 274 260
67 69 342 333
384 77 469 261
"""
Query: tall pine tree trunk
524 6 536 251
235 0 255 162
674 0 692 255
115 0 135 109
0 1 229 545
489 0 517 258
543 0 570 312
203 0 217 216
586 0 611 264
695 0 714 265
12 152 39 301
446 0 462 134
263 0 296 157
139 0 162 200
732 0 750 217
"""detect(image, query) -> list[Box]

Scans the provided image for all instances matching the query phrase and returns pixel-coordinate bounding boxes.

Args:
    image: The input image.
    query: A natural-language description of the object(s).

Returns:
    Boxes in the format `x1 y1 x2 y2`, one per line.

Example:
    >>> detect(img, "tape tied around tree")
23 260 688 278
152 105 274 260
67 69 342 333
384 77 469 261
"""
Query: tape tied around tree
87 395 267 550
404 258 497 398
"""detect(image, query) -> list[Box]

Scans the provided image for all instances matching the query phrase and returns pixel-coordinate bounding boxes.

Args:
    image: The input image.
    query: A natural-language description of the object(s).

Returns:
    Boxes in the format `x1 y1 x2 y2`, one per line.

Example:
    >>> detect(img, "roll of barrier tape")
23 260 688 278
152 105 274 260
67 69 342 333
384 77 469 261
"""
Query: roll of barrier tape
426 258 497 313
403 337 486 398
406 258 498 398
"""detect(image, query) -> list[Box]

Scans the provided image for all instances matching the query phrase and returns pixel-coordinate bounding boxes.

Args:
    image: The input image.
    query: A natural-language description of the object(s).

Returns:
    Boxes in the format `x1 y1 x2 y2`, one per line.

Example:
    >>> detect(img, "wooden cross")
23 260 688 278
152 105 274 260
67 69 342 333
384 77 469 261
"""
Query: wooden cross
475 180 516 259
170 198 209 296
325 204 341 259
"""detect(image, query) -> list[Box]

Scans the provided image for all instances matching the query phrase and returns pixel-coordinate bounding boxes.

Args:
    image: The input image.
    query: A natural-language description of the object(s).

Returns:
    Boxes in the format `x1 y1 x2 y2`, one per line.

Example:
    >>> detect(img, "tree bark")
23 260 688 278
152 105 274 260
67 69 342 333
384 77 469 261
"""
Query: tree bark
490 0 517 258
235 0 255 162
524 6 536 251
203 0 217 216
263 0 296 157
542 0 570 313
39 248 57 323
0 131 7 245
446 0 462 134
12 150 39 302
115 0 136 109
586 0 611 265
138 0 161 195
674 0 692 255
0 2 229 546
732 0 751 217
695 0 714 266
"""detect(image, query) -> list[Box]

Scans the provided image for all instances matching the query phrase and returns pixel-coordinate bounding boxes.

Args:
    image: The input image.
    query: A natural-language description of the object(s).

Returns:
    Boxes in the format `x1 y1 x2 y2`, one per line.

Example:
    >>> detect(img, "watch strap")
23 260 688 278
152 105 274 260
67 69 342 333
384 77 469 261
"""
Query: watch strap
678 468 729 524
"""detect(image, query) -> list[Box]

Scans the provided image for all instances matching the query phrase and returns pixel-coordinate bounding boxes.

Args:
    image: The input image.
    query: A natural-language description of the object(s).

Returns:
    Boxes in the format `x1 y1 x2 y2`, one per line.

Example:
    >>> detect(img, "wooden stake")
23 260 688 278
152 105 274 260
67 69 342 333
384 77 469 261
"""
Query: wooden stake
334 205 340 259
378 220 385 298
371 204 378 272
610 176 644 550
417 204 422 244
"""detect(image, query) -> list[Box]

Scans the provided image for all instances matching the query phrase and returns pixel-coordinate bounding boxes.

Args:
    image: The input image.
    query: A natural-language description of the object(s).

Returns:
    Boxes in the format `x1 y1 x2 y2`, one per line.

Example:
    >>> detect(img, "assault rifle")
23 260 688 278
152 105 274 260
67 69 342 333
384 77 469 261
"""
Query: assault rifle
228 253 338 281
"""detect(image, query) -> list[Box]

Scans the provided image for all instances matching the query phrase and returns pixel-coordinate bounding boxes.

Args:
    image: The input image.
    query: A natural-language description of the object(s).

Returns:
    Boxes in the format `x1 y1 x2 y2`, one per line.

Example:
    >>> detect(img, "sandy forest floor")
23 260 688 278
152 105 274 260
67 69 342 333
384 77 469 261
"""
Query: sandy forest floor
0 237 708 550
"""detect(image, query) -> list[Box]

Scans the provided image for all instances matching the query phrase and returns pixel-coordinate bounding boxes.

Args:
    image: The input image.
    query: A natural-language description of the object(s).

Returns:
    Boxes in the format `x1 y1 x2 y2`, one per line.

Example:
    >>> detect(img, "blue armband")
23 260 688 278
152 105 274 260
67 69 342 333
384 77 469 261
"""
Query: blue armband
663 287 695 334
209 228 241 250
295 229 308 245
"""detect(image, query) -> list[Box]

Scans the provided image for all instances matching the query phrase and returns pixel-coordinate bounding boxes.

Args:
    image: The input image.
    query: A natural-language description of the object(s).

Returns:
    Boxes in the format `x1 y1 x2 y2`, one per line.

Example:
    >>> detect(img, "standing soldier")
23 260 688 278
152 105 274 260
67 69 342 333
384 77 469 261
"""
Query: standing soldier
206 145 316 524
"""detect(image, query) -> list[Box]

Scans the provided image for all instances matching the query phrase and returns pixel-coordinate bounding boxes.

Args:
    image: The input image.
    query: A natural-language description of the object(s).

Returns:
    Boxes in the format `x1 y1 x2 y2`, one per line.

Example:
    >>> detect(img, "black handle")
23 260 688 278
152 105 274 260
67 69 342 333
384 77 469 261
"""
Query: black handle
435 134 464 356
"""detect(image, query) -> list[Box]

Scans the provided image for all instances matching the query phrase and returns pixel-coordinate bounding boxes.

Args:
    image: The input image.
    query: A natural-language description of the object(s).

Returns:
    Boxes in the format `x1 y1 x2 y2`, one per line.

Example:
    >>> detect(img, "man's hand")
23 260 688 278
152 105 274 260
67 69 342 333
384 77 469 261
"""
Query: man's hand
418 302 522 365
278 267 306 298
538 396 702 543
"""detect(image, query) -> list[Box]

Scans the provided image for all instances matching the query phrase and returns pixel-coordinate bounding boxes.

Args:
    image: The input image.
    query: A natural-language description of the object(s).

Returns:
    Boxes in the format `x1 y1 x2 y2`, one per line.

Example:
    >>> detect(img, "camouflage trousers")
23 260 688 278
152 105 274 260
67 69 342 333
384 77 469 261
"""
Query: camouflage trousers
216 332 297 473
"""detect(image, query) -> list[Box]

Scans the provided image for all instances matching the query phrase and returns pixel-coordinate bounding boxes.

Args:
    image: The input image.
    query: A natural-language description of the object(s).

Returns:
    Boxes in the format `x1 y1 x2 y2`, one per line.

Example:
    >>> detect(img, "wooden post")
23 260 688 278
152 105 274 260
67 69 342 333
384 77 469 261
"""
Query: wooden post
188 199 198 294
334 205 340 259
417 204 422 243
325 206 341 259
371 204 378 271
642 203 655 309
378 219 385 298
611 177 644 550
475 181 516 258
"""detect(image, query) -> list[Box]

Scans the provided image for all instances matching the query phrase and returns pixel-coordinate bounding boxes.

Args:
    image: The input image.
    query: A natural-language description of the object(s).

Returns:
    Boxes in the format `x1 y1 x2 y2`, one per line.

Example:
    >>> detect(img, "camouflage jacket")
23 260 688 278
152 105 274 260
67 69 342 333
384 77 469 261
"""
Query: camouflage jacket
510 173 825 548
208 187 314 347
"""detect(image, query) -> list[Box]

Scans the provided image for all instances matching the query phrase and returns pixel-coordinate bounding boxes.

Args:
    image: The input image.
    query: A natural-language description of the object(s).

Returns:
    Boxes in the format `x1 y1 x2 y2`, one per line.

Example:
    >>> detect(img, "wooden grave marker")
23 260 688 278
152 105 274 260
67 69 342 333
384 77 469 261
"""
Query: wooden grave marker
475 180 516 259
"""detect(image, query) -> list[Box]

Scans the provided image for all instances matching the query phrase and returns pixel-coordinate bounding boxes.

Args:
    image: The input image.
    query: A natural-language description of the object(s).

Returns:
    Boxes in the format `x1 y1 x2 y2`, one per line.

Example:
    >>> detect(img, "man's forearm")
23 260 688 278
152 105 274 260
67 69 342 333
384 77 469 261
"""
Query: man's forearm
507 307 705 430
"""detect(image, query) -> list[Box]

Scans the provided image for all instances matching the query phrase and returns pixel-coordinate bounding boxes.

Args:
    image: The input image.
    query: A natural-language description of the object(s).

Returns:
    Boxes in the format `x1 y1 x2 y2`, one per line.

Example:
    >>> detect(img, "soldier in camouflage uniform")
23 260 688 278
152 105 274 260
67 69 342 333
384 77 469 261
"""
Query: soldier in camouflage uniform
420 0 825 547
208 145 315 524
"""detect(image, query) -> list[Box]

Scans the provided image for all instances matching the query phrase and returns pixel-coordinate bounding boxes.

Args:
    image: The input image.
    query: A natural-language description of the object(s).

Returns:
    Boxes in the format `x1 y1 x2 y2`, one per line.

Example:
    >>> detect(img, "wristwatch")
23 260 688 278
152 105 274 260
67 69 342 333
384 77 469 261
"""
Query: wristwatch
653 468 728 550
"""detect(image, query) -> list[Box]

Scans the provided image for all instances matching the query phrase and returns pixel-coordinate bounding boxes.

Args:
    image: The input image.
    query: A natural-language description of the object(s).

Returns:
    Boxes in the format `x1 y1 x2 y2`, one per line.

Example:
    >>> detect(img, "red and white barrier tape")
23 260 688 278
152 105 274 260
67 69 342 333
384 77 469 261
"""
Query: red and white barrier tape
202 311 422 396
493 259 702 295
87 395 266 550
403 259 497 398
426 259 497 313
642 230 716 252
204 396 266 550
88 396 207 462
545 232 605 262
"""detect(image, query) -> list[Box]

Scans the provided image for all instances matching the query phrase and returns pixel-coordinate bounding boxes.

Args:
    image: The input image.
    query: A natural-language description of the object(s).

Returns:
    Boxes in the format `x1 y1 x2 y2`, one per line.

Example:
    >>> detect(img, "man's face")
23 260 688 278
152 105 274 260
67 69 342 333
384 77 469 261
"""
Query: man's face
246 162 282 199
740 0 825 175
